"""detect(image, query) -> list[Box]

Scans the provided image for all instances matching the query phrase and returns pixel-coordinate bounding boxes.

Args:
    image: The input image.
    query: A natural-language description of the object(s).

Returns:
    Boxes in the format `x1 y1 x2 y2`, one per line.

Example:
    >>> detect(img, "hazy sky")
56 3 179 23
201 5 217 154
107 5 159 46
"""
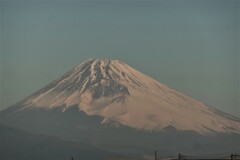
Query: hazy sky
0 0 239 117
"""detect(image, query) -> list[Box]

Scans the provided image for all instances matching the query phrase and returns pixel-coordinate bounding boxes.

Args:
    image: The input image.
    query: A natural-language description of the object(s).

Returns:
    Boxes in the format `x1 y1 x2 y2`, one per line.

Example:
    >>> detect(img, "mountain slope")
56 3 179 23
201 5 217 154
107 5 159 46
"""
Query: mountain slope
6 58 240 134
0 124 120 160
1 106 240 156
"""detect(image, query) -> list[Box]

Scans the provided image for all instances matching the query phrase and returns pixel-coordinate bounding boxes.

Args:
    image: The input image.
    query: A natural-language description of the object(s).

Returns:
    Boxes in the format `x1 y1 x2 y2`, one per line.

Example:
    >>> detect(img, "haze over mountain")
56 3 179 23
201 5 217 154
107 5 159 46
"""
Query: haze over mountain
1 59 240 156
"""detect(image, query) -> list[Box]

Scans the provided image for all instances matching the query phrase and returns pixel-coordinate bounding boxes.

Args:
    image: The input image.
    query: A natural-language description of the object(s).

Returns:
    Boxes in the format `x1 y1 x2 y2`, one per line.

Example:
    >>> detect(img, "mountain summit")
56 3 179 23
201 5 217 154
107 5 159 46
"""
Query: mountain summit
8 58 240 134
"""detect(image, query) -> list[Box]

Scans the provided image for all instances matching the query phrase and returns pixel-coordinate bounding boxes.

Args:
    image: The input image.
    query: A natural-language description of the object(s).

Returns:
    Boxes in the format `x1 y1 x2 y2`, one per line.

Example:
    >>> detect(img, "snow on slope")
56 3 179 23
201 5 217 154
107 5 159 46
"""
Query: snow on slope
21 59 240 134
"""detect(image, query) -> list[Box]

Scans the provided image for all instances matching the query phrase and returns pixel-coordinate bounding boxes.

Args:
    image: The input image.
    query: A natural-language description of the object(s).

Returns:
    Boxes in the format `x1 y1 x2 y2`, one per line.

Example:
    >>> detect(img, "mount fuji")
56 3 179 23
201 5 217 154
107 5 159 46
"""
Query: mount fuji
1 59 240 156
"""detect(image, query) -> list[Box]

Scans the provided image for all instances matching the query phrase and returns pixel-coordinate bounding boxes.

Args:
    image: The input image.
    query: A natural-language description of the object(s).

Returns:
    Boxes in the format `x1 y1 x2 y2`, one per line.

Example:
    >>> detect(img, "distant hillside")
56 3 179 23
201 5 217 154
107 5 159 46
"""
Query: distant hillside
0 124 120 160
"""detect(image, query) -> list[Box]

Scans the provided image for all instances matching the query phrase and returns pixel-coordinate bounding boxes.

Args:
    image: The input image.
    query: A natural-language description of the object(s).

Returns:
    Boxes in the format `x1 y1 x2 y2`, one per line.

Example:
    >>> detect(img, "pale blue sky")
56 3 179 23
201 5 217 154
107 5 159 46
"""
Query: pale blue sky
0 0 239 117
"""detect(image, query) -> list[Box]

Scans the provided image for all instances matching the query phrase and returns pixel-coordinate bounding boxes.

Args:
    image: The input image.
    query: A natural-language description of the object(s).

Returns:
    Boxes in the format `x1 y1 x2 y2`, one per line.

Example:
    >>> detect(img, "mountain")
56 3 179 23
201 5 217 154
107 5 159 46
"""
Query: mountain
1 59 240 156
3 58 239 134
0 124 120 160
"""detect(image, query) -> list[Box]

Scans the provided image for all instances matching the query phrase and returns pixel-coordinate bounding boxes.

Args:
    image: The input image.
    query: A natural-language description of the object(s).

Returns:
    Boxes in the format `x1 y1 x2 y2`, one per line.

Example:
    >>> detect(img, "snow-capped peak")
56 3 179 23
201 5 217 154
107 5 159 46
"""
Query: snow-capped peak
21 59 240 134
